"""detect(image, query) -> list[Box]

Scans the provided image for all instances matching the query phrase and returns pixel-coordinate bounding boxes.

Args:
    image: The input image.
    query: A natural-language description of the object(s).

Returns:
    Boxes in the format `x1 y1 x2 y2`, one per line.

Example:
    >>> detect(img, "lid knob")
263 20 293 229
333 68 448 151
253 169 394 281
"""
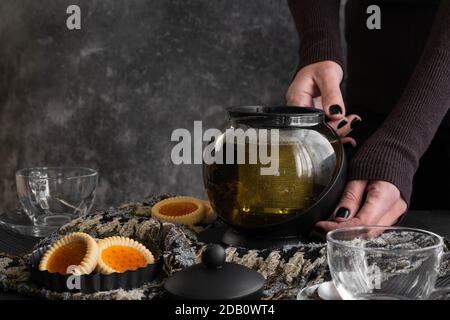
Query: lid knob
201 244 225 269
164 242 265 299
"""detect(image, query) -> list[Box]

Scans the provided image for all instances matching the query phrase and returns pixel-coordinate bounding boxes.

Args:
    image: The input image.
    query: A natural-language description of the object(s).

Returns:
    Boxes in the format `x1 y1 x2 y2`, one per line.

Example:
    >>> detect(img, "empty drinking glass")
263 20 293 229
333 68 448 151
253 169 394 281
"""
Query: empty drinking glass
327 226 449 300
16 167 98 230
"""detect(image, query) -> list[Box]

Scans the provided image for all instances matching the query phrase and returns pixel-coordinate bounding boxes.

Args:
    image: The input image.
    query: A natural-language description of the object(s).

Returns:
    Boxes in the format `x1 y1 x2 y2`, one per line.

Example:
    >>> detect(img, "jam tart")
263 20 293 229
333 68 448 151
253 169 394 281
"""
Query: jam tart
39 232 99 275
96 236 155 274
151 196 205 225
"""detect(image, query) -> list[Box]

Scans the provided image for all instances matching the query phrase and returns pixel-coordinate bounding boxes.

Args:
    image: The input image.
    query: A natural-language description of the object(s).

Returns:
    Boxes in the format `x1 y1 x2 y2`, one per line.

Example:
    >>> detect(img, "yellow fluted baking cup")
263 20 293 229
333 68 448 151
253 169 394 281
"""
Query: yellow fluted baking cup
151 196 205 225
39 232 99 275
96 236 155 274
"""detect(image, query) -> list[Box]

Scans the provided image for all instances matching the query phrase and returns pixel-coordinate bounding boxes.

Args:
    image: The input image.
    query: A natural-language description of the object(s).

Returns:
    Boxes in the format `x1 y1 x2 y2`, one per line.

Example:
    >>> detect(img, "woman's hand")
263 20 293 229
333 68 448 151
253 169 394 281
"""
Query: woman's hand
315 180 408 233
286 60 361 146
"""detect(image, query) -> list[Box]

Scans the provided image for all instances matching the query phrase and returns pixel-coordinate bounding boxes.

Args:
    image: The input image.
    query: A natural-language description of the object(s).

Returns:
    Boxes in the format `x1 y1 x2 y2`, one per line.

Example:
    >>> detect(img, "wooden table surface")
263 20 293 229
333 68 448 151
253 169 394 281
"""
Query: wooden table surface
1 210 449 300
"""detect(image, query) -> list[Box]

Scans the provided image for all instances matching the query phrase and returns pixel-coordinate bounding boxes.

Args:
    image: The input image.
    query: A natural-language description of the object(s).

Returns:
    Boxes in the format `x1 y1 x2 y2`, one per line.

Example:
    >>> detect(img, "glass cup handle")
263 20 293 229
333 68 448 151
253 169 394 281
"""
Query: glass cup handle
439 251 450 276
439 251 450 271
428 251 450 299
28 171 50 210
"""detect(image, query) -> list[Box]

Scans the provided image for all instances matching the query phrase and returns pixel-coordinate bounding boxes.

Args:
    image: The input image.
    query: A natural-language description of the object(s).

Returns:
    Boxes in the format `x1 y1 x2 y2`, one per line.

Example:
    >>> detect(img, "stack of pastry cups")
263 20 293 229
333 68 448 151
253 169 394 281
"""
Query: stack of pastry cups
32 232 160 293
38 232 155 276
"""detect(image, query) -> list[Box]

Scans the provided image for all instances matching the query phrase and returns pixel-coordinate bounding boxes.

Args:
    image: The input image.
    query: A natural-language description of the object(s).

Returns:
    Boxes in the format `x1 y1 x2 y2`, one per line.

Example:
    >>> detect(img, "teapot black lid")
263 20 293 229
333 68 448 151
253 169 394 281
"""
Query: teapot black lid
228 105 323 115
227 105 324 128
164 244 265 300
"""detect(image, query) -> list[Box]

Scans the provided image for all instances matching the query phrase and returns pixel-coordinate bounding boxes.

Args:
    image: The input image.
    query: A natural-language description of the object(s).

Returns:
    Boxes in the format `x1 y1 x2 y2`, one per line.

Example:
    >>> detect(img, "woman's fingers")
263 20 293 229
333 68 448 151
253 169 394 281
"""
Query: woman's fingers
315 217 363 233
315 76 346 120
286 61 345 114
329 113 362 146
376 199 408 226
341 137 357 147
286 91 313 107
333 180 367 222
286 75 316 107
314 180 367 232
328 114 362 137
363 199 408 238
314 199 406 237
313 96 323 109
353 181 400 225
314 182 406 238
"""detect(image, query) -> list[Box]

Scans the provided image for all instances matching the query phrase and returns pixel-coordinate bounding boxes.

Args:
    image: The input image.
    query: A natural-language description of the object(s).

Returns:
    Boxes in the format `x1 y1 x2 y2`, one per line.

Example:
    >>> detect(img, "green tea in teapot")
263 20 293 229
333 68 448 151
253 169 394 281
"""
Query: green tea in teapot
203 136 340 228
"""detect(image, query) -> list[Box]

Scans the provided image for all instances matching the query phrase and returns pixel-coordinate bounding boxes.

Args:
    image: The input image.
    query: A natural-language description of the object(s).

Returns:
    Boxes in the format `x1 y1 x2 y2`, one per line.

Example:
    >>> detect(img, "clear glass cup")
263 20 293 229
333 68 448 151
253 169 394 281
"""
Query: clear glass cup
327 226 449 300
16 167 98 229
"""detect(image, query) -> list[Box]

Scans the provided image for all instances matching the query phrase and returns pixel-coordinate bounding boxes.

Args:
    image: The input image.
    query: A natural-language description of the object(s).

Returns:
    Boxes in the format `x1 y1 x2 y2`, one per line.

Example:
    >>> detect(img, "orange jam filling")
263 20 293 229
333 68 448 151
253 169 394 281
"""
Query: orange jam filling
47 242 87 274
159 202 198 216
101 246 147 272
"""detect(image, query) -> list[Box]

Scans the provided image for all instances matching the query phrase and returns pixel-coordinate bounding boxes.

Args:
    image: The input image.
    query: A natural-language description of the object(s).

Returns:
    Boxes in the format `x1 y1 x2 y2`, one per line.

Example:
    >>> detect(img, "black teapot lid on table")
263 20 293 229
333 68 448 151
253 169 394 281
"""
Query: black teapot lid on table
164 244 265 300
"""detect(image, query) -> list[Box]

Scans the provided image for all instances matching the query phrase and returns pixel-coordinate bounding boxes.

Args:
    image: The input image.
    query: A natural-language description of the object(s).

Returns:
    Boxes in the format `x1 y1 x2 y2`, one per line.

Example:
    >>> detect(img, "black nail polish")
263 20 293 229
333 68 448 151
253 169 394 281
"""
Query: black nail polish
337 120 348 129
335 207 350 219
351 118 362 130
329 104 342 115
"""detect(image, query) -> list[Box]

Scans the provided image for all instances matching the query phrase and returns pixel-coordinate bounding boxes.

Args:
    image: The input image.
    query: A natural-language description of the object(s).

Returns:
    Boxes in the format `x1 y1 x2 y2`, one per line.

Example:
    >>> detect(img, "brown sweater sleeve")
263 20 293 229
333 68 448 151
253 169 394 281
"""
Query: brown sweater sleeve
348 1 450 203
287 0 344 71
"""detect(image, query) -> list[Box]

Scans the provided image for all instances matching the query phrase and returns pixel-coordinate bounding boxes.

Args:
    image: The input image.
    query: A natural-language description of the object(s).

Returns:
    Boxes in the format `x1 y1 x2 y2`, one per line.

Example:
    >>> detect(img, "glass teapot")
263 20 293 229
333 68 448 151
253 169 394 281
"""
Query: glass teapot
203 106 346 237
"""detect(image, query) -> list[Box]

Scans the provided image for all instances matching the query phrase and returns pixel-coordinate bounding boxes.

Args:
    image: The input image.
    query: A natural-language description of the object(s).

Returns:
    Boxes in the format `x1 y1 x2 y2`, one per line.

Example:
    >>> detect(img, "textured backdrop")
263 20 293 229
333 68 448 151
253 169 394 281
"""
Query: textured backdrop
0 0 298 210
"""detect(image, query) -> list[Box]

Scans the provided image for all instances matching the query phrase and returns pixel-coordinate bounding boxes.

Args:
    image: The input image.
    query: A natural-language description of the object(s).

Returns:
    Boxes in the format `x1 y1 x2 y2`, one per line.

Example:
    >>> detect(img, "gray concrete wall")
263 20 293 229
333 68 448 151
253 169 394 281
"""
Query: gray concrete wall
0 0 298 209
